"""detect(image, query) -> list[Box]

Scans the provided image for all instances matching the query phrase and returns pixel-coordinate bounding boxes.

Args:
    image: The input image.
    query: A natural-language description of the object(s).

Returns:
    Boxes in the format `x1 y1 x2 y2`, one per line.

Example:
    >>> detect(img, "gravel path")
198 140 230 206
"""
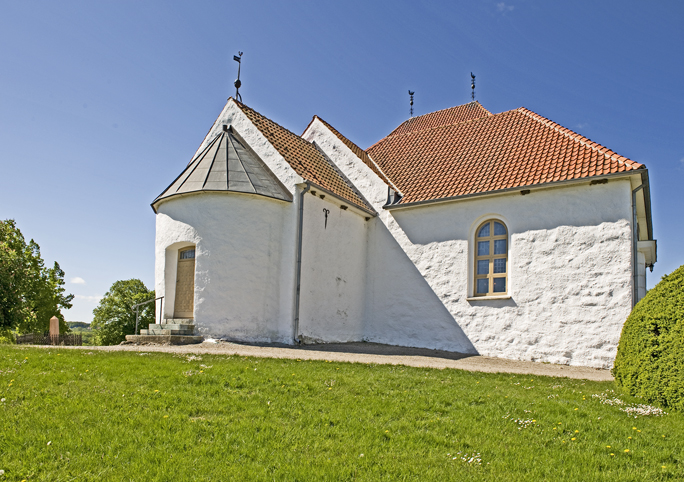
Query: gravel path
32 341 613 381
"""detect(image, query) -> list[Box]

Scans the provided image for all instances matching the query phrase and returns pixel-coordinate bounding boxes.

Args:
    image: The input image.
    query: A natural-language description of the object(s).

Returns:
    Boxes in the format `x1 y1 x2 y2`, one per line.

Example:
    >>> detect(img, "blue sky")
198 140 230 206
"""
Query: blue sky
1 1 682 322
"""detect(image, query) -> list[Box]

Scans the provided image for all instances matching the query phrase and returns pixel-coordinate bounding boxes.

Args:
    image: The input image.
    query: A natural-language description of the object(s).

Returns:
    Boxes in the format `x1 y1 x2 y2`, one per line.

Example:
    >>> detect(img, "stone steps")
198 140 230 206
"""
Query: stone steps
151 323 195 331
165 318 192 324
140 328 194 336
130 318 201 345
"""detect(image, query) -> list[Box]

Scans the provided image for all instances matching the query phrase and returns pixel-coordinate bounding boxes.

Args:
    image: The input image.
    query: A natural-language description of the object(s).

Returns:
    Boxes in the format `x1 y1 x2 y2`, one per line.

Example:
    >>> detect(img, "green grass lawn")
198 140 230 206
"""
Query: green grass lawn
0 346 682 481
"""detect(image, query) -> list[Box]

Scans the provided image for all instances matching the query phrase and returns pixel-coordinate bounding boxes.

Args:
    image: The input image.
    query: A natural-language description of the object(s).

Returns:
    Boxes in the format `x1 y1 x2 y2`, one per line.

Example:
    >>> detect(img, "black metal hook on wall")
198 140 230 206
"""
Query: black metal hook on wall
323 208 330 229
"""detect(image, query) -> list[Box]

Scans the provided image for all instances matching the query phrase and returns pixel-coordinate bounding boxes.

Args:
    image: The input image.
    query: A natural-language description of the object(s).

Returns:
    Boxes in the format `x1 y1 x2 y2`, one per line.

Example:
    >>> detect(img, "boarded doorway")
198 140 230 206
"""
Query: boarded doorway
174 247 195 318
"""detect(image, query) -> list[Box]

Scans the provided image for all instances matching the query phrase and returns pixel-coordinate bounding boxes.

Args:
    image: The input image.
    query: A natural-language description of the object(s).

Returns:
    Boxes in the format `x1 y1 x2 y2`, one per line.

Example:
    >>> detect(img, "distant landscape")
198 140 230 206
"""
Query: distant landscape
66 322 97 346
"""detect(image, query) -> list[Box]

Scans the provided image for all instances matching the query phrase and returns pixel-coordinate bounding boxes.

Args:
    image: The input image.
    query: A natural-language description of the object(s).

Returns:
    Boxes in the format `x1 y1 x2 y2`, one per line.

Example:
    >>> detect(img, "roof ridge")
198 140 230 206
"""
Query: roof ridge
382 100 498 143
410 101 491 121
516 107 639 167
385 101 492 138
371 107 508 146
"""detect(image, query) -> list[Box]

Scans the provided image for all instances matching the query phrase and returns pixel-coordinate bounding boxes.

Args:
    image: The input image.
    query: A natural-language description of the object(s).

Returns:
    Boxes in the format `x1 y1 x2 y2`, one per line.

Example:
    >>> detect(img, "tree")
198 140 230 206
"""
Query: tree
91 279 155 345
0 219 73 334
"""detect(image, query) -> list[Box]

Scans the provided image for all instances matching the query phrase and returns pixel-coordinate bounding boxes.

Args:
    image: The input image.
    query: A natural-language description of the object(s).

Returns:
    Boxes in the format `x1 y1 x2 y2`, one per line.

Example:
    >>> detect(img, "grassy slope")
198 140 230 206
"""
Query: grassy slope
0 346 682 481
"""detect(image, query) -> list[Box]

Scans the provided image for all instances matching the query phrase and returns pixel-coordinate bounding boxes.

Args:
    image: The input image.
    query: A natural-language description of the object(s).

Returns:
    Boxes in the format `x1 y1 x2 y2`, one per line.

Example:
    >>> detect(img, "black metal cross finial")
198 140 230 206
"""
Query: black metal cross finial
408 90 415 117
233 52 243 102
471 72 476 101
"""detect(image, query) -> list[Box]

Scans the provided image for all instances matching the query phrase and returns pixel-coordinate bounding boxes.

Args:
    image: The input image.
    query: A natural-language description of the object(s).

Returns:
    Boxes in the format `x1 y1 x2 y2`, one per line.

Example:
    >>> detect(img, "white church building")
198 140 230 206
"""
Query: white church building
151 98 656 368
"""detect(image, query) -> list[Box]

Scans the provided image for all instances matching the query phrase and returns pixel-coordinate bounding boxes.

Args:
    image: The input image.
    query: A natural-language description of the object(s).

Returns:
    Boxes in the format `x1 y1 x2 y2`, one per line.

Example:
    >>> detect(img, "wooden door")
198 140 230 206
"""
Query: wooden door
174 247 195 318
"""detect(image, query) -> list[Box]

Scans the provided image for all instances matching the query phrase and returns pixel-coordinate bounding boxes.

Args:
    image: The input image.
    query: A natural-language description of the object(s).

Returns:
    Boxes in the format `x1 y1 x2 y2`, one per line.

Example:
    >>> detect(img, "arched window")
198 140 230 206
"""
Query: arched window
474 220 508 296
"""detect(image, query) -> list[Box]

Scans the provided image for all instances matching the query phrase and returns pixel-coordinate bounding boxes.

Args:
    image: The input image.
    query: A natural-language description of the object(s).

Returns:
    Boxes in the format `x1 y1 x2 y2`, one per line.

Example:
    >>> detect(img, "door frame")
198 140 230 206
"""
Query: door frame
167 244 196 319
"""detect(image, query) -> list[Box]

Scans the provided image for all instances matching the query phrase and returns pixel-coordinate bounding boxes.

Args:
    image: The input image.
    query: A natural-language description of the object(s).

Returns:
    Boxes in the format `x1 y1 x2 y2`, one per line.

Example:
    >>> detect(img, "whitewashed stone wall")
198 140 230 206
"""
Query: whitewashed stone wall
152 106 637 368
303 119 477 355
297 192 368 343
304 119 634 368
155 193 296 343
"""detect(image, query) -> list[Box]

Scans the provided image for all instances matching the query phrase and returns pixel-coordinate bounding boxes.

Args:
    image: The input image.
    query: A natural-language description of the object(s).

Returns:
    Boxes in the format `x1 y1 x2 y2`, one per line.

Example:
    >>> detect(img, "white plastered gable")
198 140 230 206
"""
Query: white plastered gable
301 118 426 271
302 118 389 210
195 99 303 194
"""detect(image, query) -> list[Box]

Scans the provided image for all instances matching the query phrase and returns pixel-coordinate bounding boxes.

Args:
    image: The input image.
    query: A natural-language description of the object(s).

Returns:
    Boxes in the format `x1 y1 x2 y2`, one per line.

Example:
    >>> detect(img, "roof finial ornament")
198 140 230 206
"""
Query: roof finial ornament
233 52 243 102
408 90 415 117
471 72 476 101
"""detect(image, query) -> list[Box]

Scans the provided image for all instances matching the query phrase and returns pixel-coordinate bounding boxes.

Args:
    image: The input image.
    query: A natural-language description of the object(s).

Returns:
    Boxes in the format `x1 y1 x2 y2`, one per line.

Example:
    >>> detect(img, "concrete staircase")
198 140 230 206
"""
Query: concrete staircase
125 319 203 345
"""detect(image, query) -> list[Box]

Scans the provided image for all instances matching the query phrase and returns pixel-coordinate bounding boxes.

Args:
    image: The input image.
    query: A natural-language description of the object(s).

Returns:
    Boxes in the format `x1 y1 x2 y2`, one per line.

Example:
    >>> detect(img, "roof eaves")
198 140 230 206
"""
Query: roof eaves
151 188 292 214
152 132 223 209
305 180 377 217
384 170 645 211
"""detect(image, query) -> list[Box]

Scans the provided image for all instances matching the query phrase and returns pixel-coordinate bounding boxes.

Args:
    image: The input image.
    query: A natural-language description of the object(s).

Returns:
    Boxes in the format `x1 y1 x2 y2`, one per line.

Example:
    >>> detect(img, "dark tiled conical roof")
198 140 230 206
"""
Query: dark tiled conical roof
153 126 292 210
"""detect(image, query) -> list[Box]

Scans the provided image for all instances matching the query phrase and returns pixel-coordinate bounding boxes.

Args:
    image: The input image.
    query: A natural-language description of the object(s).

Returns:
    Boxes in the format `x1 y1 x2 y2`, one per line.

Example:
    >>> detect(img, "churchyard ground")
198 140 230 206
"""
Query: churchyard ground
0 345 681 481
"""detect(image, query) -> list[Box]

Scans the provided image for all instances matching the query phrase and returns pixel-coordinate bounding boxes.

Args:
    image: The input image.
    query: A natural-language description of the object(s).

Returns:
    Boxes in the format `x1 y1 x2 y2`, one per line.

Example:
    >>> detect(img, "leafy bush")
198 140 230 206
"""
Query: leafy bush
0 327 15 344
91 279 155 345
613 264 684 411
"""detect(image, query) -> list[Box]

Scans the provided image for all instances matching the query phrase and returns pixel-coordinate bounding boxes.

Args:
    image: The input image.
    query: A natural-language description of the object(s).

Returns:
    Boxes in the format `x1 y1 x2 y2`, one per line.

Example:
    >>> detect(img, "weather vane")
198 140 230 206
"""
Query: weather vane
471 72 476 101
233 52 243 102
408 90 415 117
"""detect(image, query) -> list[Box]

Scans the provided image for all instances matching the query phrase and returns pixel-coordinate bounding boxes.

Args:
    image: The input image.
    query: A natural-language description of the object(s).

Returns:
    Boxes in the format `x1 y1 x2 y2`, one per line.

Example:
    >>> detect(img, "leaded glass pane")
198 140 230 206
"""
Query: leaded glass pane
477 260 489 275
493 278 506 293
478 223 490 238
180 249 195 260
494 239 507 255
476 279 489 294
493 258 506 273
494 222 506 236
477 241 490 256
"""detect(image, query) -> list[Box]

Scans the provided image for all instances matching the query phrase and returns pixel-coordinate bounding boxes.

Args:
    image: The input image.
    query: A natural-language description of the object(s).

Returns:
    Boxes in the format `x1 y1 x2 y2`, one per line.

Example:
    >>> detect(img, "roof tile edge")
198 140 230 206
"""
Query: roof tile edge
307 115 399 191
517 107 644 169
232 100 374 212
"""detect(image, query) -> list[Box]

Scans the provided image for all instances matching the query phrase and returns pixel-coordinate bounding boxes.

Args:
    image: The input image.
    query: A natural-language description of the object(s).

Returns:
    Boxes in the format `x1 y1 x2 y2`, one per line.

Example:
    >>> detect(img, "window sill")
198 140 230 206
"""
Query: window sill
466 295 512 301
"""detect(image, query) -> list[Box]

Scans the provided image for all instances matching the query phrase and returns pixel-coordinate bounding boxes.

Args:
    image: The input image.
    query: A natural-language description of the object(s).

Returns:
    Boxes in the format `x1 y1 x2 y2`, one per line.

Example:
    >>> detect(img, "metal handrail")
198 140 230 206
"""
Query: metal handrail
132 296 164 335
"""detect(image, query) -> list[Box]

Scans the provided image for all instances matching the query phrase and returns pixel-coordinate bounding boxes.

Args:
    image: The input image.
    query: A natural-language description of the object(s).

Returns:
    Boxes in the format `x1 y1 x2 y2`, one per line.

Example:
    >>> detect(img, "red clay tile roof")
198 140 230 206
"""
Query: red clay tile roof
305 115 394 188
234 100 373 212
367 105 645 205
384 101 491 138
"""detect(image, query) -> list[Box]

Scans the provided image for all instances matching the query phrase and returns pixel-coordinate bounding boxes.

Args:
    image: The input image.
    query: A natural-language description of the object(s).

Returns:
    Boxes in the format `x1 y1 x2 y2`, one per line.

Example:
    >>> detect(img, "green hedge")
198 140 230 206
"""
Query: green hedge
613 264 684 411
